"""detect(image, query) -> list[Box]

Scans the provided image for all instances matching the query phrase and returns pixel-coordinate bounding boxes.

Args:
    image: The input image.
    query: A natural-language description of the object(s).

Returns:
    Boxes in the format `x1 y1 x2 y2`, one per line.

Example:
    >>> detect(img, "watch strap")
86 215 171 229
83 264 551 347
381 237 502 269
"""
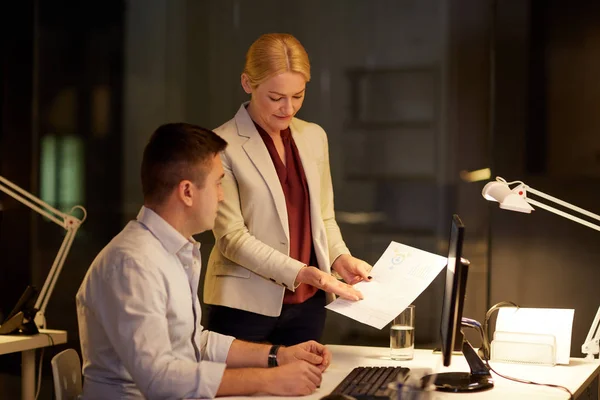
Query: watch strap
268 344 281 367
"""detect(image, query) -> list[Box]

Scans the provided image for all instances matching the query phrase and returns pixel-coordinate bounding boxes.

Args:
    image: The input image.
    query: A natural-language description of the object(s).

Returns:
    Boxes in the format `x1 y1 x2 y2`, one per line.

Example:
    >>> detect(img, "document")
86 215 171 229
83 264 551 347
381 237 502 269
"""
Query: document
496 307 575 364
326 241 447 329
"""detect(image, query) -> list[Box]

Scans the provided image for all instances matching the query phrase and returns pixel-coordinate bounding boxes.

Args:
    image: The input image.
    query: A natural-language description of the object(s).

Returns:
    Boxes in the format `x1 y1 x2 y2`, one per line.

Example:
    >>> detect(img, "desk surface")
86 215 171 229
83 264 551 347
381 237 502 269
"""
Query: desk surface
224 345 600 400
0 329 67 355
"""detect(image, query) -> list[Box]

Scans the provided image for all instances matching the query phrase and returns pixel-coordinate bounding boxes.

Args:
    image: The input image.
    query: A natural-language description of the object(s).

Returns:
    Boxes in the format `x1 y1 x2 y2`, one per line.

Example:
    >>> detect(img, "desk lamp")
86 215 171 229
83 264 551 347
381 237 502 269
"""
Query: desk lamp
0 174 86 333
481 176 600 359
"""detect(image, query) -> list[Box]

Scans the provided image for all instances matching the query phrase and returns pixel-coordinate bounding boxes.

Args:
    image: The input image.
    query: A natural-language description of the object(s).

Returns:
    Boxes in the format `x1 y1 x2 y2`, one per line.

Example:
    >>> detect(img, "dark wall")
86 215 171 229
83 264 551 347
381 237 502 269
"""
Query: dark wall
1 0 39 394
490 0 600 357
1 1 125 398
1 0 35 326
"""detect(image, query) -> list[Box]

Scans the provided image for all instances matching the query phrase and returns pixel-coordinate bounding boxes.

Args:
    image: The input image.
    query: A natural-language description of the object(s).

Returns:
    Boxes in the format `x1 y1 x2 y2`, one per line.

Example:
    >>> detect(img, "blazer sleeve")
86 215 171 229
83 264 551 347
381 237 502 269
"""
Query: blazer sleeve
316 125 351 265
212 148 304 291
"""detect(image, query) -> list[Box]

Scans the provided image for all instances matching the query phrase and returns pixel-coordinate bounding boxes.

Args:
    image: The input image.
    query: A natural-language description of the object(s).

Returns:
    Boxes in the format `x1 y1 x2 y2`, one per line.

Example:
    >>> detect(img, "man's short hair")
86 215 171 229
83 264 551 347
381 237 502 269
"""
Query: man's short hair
141 123 227 205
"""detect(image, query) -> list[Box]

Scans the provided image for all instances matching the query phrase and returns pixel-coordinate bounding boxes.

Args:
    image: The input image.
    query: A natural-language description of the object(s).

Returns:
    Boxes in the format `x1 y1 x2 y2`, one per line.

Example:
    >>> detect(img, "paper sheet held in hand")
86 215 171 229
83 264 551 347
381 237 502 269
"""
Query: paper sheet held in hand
326 241 447 329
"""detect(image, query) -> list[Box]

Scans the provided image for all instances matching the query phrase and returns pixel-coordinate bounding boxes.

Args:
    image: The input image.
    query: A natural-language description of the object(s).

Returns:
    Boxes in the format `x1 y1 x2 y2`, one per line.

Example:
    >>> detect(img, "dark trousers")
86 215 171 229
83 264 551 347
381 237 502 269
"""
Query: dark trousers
204 290 326 346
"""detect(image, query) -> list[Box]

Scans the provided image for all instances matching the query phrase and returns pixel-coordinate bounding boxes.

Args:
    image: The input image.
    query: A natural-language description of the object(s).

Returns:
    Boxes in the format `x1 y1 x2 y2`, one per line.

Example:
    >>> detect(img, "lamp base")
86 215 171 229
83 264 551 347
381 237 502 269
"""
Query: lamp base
34 312 46 330
0 311 39 335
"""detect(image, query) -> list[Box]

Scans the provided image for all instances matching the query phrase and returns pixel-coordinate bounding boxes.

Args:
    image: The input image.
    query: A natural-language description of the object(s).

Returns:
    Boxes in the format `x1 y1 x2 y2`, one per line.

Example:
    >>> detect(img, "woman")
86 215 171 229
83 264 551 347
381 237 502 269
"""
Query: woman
204 33 372 346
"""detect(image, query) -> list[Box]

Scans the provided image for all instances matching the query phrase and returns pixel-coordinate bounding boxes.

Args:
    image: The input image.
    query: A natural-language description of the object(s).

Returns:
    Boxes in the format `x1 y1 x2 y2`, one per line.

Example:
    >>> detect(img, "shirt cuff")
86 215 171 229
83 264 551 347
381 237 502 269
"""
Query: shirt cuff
197 360 227 399
203 331 235 363
291 265 307 289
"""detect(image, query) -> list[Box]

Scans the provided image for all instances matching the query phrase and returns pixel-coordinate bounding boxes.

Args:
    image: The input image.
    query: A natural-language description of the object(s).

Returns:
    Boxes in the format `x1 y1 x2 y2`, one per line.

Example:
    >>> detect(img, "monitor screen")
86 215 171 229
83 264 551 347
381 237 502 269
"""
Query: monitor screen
424 214 493 392
440 214 467 367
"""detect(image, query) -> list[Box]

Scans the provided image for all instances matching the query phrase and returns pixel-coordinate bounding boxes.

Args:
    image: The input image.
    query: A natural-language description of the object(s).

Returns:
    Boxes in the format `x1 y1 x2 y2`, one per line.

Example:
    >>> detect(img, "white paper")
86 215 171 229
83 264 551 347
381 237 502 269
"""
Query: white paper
326 241 447 329
496 307 575 364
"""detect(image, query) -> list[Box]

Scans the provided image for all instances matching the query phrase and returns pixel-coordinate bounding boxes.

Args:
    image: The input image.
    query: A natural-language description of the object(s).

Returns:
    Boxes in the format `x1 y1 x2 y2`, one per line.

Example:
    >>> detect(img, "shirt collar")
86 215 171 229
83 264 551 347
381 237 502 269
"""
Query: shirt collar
136 206 200 255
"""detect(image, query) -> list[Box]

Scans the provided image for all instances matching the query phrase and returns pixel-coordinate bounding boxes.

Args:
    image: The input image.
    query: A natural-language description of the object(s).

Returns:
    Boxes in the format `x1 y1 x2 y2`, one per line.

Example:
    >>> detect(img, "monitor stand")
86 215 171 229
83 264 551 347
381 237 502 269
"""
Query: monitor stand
432 330 464 354
424 340 494 393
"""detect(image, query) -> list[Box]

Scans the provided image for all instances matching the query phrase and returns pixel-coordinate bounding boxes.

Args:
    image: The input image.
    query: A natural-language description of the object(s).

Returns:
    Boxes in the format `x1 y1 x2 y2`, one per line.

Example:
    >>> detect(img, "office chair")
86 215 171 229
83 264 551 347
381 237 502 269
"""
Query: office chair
51 348 82 400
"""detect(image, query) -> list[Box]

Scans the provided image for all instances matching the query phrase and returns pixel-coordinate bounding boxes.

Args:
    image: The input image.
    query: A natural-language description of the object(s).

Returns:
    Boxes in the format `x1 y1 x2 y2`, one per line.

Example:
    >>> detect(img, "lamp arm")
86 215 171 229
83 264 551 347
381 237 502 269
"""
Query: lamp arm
522 184 600 357
34 226 78 317
0 175 70 227
527 186 600 223
0 175 86 329
526 198 600 232
582 306 600 360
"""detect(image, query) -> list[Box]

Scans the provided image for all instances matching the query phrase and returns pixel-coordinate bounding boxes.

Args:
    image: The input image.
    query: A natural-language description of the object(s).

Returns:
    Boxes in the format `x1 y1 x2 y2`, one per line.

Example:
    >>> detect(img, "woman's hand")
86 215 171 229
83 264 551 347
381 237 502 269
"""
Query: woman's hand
332 254 372 285
295 266 364 301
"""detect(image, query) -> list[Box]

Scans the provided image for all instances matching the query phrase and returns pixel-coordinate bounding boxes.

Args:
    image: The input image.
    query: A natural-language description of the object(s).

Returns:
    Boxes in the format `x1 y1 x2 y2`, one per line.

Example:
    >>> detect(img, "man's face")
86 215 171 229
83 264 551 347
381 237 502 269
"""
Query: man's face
191 154 224 234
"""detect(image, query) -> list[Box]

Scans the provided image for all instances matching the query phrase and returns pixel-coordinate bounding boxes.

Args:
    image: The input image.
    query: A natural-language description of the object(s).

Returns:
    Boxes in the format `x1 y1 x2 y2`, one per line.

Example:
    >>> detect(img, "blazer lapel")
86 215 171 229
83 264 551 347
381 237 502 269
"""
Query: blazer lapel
290 121 327 254
234 105 289 239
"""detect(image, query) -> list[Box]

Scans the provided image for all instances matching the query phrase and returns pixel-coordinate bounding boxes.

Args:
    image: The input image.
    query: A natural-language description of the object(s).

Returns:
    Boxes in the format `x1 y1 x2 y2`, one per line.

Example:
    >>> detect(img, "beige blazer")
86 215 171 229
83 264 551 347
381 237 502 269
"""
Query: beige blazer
204 104 350 317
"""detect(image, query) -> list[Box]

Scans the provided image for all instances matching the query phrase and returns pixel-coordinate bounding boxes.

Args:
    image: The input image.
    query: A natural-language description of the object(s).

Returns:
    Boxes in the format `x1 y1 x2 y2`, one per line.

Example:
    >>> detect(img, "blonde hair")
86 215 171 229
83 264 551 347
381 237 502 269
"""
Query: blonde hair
243 33 311 88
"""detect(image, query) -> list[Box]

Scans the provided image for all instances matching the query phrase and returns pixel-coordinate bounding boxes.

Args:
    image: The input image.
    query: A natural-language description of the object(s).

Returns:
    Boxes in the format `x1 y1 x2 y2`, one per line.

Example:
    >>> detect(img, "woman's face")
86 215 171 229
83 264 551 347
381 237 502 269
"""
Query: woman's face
243 71 306 134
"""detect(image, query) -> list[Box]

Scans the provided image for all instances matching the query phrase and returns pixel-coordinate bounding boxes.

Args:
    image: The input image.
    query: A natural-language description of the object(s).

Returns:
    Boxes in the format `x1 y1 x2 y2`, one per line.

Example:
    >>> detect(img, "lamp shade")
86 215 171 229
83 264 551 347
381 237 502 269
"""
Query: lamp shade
482 181 534 213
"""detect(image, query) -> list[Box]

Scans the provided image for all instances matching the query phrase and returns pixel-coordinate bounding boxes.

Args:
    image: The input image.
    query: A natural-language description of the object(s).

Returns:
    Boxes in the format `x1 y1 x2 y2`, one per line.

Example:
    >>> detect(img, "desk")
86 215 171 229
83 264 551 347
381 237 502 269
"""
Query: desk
0 329 67 400
226 345 600 400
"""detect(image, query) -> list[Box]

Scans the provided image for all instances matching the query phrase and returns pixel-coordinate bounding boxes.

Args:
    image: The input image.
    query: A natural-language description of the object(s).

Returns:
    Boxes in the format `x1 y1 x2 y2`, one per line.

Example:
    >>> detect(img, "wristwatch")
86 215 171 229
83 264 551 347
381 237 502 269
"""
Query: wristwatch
268 344 281 367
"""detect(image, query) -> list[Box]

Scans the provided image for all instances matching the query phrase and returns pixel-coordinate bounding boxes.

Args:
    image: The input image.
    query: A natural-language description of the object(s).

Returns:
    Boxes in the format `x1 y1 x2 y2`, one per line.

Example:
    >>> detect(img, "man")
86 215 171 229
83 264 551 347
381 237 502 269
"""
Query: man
76 123 331 399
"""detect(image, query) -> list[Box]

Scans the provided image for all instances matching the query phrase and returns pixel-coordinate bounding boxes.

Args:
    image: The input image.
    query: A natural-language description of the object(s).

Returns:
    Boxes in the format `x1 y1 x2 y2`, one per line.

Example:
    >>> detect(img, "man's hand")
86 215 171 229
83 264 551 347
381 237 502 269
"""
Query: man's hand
265 361 322 396
278 340 332 372
332 254 372 285
295 266 363 301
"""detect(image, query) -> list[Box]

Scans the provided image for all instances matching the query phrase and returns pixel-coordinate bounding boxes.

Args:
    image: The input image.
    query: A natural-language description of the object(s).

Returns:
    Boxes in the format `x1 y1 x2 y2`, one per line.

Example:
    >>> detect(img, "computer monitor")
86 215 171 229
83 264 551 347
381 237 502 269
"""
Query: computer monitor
440 214 467 366
424 214 493 392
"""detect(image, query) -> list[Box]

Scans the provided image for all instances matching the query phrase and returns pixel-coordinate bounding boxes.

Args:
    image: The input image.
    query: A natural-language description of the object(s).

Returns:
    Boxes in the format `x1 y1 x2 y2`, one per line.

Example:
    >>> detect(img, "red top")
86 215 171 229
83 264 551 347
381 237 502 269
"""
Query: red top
254 122 318 304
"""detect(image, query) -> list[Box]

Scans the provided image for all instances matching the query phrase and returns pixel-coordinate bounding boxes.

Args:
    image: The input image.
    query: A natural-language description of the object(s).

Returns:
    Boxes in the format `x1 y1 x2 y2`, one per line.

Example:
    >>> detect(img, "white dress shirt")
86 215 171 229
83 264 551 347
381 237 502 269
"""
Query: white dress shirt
76 206 234 399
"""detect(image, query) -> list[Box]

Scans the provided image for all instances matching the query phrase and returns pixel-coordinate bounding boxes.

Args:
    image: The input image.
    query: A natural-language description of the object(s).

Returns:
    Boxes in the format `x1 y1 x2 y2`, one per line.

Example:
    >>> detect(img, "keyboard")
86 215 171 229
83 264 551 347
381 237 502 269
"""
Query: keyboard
330 366 410 399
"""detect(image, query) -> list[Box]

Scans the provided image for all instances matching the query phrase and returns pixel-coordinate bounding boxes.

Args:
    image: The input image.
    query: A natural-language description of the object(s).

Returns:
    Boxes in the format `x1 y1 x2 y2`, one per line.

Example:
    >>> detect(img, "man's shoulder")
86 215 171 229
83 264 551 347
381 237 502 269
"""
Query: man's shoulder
83 222 165 281
105 221 159 260
76 222 170 308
